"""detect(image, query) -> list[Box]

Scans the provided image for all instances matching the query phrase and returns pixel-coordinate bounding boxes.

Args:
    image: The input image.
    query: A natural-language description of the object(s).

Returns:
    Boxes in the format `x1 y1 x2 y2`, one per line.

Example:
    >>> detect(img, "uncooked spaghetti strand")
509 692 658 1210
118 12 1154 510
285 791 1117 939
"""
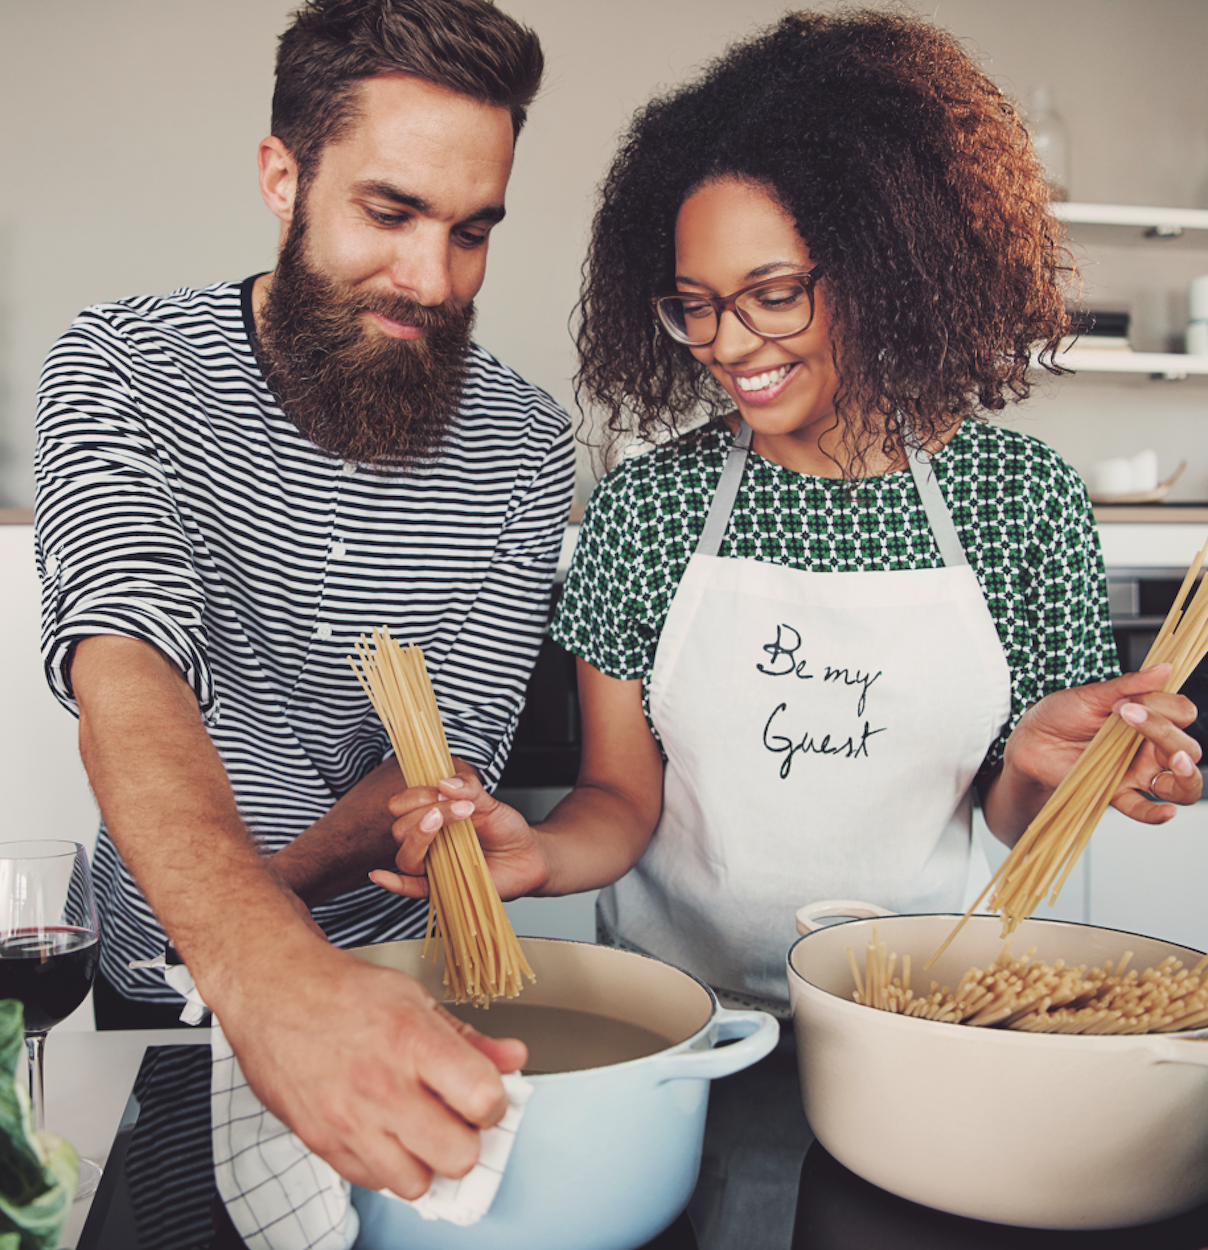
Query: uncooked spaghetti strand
1044 788 1119 903
1001 742 1133 914
1168 603 1208 690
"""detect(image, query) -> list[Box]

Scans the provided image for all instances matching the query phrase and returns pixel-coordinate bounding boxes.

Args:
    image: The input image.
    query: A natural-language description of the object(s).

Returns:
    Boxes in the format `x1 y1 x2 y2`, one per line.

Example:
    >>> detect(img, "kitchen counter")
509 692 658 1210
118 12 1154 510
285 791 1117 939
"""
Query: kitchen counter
50 1029 1208 1250
40 1028 211 1249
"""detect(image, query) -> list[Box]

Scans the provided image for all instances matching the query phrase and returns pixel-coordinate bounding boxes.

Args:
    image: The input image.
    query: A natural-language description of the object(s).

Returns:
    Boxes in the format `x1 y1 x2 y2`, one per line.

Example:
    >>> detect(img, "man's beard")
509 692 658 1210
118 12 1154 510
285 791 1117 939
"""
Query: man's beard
256 212 475 469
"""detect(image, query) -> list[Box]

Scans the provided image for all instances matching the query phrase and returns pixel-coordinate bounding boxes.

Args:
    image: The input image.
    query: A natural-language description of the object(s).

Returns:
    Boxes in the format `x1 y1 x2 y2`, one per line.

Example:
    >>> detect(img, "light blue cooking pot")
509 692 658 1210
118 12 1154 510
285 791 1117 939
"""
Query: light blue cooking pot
349 936 778 1250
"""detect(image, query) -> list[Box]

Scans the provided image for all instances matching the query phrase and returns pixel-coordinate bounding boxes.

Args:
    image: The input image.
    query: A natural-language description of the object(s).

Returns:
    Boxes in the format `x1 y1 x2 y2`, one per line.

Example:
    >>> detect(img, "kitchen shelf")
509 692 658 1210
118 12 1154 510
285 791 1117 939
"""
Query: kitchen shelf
1044 348 1208 378
1095 505 1208 523
1055 202 1208 247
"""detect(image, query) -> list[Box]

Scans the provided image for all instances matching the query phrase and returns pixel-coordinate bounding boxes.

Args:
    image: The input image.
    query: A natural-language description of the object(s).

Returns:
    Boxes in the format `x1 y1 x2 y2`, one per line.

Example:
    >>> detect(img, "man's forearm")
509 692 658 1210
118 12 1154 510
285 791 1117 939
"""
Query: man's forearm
269 757 407 904
270 756 487 904
71 635 313 1004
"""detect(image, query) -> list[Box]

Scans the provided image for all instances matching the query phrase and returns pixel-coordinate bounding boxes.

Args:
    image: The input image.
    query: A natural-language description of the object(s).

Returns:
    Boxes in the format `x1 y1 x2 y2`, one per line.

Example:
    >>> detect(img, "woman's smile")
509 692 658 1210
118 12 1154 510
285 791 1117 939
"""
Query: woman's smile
731 363 796 398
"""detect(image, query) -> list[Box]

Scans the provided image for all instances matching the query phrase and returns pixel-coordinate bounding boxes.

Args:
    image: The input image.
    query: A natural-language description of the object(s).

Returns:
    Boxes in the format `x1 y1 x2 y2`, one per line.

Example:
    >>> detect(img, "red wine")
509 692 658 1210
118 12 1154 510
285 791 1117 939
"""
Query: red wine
0 927 99 1032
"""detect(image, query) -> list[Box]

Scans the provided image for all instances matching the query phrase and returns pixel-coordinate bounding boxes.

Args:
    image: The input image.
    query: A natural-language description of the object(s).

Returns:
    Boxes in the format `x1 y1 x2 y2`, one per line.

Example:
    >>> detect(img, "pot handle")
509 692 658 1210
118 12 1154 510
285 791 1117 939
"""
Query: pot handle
1136 1034 1208 1068
796 899 896 936
649 1009 780 1083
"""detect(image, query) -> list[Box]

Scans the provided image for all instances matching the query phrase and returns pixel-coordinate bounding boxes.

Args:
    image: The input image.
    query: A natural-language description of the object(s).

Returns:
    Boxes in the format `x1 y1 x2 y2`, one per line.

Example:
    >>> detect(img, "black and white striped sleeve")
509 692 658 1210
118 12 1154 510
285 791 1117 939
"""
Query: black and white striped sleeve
34 311 217 721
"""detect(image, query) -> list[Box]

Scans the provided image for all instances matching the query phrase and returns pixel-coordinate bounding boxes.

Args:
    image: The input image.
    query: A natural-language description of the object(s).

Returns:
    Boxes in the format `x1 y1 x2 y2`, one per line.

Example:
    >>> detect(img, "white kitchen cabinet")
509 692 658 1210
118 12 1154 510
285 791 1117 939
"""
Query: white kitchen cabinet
1023 200 1208 503
0 517 99 1030
1084 801 1208 953
1057 203 1208 235
0 520 98 854
1051 348 1208 378
505 889 600 943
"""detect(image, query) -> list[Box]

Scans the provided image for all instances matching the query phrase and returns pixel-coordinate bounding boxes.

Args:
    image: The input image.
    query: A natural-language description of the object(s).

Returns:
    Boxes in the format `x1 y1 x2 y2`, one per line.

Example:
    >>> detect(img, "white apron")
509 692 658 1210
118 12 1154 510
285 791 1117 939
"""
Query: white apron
597 421 1012 1009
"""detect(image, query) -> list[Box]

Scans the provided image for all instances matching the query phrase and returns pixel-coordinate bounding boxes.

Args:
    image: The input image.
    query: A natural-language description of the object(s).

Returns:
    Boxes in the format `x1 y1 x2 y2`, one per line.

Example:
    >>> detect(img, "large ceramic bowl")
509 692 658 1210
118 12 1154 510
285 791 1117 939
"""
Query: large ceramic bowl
351 936 778 1250
787 900 1208 1230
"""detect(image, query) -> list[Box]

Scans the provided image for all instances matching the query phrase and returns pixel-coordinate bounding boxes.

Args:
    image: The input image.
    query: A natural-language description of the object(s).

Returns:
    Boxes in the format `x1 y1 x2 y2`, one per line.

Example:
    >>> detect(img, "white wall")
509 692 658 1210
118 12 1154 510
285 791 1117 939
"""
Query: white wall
0 526 97 851
0 522 99 1029
2 0 1208 507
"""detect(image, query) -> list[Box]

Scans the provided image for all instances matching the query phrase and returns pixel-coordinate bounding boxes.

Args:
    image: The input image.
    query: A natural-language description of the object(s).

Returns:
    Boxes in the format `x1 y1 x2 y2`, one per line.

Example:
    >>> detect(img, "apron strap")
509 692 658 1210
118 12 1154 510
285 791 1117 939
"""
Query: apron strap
696 418 969 568
697 422 753 558
902 424 969 569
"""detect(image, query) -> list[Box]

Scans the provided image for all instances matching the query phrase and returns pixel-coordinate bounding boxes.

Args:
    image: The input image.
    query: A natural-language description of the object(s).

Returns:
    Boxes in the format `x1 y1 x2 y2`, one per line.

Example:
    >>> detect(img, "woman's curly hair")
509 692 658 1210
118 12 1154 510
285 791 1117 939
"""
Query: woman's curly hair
576 8 1074 471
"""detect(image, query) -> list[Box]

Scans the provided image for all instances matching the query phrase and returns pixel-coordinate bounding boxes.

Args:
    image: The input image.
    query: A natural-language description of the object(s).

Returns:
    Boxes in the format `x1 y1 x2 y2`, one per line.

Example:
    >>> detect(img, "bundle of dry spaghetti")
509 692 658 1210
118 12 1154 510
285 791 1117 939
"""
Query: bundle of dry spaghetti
349 627 534 1006
852 929 1208 1035
929 536 1208 968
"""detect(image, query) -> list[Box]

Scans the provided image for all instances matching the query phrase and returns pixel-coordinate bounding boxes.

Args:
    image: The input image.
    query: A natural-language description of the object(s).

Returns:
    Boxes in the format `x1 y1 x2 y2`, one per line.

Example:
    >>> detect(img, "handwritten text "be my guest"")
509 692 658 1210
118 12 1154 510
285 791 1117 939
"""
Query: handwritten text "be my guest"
757 623 886 779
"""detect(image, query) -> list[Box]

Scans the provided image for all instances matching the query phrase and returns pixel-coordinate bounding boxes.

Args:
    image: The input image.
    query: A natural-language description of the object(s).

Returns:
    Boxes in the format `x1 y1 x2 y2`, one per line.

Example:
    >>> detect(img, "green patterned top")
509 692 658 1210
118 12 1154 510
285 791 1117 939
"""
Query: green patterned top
550 417 1118 777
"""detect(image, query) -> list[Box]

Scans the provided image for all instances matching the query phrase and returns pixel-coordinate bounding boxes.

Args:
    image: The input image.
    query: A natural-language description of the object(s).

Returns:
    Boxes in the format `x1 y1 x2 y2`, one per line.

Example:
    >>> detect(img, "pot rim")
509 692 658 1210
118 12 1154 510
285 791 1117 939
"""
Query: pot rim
359 934 732 1082
530 936 726 1082
785 911 1208 1048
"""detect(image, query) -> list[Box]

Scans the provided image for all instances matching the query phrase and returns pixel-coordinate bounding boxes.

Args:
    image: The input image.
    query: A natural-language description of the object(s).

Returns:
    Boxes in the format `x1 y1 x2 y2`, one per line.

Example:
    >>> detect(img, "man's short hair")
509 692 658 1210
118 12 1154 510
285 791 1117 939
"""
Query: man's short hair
273 0 544 183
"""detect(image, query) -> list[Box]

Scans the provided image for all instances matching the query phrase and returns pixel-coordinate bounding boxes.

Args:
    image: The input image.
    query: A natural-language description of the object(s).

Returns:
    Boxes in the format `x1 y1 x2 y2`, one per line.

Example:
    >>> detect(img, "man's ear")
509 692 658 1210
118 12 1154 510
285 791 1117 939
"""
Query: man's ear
257 136 299 226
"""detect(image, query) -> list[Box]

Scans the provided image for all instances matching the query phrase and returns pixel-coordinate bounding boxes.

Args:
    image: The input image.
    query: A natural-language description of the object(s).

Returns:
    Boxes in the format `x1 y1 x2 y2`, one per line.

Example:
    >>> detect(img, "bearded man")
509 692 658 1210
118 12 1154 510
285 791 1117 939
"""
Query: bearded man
33 0 572 1199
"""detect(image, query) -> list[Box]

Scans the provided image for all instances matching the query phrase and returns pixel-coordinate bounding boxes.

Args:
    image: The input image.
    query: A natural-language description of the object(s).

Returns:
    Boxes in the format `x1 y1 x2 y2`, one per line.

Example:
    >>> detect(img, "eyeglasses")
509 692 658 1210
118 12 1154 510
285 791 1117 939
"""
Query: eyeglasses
652 266 825 347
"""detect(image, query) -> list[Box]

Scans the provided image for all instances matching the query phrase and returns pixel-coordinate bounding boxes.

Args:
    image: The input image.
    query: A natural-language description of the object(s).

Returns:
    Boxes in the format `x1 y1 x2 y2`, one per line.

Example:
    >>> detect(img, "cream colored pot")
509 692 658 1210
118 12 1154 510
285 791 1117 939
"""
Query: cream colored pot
787 901 1208 1230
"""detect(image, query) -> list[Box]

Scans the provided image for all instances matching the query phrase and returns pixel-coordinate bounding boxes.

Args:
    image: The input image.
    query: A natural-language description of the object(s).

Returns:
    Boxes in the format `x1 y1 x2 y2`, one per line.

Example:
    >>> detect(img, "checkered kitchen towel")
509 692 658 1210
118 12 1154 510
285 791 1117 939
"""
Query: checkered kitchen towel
136 956 532 1249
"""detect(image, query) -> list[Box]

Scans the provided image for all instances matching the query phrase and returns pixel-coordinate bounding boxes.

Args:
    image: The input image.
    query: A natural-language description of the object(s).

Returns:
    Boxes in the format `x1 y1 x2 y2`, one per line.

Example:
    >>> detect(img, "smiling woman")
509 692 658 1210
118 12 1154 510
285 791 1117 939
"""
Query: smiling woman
373 5 1204 1025
380 1 1207 1050
378 9 1203 1247
576 14 1075 479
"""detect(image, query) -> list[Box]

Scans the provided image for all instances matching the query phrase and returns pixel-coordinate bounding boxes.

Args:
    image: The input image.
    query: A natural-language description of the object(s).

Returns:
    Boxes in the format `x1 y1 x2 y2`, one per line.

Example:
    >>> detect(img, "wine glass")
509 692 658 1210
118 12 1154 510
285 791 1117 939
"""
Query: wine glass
0 840 102 1198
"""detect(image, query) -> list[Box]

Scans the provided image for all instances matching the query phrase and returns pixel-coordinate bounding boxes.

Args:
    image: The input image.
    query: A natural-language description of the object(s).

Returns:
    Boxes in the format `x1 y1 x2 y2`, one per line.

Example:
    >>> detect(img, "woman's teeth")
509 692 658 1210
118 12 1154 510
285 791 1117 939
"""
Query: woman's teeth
735 365 790 393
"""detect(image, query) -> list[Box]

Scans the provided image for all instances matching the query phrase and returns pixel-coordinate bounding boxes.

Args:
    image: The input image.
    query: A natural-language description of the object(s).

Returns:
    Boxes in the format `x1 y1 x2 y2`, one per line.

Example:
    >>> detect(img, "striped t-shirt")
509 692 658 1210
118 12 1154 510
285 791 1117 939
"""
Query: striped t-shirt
35 277 575 1002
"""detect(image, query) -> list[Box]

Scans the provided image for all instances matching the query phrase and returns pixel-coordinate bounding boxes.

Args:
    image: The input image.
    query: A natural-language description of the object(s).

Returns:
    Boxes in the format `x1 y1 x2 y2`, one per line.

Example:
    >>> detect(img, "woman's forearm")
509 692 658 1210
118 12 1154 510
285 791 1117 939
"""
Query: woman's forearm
270 757 408 903
978 762 1049 848
529 778 661 896
527 659 666 895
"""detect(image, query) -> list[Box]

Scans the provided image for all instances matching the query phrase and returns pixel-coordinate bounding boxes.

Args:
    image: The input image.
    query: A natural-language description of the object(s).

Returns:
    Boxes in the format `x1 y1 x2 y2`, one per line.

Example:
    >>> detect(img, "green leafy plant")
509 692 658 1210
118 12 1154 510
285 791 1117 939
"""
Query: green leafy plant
0 1001 78 1250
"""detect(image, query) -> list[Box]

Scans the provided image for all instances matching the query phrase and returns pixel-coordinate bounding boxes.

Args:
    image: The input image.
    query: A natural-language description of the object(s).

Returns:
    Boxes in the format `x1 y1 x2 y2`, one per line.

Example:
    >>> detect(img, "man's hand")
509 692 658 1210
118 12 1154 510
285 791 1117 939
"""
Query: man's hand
269 756 488 906
268 757 407 905
209 935 527 1196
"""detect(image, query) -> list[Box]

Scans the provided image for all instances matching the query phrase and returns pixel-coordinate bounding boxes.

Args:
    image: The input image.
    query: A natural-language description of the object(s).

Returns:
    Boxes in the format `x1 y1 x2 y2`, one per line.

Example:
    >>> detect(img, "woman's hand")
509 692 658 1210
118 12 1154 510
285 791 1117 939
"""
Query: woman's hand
370 763 550 901
988 664 1202 841
372 663 667 901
